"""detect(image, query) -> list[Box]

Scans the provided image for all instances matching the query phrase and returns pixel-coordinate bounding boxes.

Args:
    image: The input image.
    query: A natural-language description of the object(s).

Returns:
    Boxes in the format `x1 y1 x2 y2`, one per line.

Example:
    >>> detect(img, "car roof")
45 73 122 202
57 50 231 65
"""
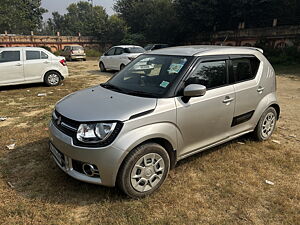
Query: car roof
0 47 49 51
113 45 143 48
146 45 263 56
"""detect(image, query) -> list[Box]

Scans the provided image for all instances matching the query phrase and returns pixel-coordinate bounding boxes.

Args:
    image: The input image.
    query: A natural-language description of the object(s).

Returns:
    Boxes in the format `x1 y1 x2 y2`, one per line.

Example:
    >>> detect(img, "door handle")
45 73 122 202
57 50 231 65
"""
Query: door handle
43 61 50 64
15 63 22 66
257 86 265 93
223 96 235 103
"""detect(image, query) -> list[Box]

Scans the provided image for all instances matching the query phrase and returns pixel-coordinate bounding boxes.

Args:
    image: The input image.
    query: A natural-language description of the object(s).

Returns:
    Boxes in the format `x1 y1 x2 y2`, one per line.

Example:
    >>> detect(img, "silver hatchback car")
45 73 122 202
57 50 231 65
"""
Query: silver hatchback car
49 46 280 198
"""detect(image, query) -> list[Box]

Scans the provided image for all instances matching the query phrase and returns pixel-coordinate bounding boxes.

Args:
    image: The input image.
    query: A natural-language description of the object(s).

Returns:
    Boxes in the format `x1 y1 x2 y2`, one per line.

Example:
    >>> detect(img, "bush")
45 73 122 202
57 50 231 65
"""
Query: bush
53 50 63 56
85 49 102 57
255 40 300 65
40 46 52 52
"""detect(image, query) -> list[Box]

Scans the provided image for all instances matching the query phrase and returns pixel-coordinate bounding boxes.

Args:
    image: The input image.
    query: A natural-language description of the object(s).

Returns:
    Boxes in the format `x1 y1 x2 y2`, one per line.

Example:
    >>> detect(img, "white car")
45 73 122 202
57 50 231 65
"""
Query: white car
99 45 145 72
0 47 68 87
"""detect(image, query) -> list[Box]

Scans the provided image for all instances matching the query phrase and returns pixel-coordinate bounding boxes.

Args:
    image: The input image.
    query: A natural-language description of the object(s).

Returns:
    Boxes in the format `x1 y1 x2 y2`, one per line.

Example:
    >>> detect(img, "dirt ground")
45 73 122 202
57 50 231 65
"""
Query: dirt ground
0 60 299 225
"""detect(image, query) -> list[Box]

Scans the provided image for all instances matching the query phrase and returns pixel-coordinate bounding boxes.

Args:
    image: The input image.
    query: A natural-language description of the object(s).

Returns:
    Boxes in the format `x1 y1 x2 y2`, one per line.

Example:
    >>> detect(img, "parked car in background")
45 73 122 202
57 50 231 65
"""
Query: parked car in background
144 44 169 51
61 45 86 61
0 47 68 87
99 45 145 71
49 45 280 198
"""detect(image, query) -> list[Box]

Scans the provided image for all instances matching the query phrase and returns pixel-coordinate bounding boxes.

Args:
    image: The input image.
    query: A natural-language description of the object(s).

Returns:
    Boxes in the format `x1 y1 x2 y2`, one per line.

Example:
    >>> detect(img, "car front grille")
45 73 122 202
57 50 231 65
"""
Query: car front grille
52 110 79 137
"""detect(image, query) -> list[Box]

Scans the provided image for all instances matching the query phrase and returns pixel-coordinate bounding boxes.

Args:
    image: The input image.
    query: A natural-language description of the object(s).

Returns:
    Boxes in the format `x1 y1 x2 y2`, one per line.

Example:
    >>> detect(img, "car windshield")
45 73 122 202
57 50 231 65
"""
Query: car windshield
144 44 154 51
102 55 192 98
125 47 145 53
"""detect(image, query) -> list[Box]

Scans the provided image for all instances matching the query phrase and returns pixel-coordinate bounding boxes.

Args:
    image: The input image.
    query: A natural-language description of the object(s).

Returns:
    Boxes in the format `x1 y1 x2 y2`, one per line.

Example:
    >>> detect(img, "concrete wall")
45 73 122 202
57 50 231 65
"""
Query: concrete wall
1 25 299 51
0 35 104 52
190 25 300 48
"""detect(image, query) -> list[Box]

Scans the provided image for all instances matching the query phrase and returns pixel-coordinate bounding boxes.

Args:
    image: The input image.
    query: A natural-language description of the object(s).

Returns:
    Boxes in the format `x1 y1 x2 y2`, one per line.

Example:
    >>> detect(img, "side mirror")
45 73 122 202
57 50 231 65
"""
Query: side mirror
183 84 206 97
104 53 108 56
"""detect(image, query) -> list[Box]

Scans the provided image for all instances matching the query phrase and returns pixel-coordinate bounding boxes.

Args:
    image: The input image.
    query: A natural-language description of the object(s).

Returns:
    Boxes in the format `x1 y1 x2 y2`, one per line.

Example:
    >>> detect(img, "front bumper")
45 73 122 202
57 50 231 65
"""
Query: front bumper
49 121 125 187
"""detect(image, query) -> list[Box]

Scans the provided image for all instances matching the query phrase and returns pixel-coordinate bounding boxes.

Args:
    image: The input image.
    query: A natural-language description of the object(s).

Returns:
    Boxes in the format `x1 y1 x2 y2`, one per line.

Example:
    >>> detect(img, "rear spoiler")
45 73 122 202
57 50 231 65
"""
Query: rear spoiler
249 47 264 54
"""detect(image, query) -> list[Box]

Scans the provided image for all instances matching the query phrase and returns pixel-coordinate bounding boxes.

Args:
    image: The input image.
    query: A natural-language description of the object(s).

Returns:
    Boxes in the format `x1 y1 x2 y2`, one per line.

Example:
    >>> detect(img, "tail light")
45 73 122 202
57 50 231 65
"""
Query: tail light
60 59 67 66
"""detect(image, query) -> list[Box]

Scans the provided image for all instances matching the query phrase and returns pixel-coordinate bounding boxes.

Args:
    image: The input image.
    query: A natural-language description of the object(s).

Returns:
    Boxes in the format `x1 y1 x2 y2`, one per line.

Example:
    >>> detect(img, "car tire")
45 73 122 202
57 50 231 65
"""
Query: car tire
253 107 277 141
120 64 125 70
83 58 87 61
100 62 106 72
117 143 170 198
44 71 61 86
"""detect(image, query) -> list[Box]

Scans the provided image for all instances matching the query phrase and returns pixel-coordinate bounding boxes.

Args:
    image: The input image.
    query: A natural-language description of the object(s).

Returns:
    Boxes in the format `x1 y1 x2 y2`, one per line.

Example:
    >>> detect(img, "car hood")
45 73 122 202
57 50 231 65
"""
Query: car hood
55 85 157 122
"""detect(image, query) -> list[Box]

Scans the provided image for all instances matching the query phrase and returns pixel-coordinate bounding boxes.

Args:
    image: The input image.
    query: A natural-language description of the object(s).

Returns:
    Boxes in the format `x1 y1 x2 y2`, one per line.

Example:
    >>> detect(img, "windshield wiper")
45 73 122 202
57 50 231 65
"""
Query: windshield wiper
125 90 158 98
101 83 127 93
101 83 158 98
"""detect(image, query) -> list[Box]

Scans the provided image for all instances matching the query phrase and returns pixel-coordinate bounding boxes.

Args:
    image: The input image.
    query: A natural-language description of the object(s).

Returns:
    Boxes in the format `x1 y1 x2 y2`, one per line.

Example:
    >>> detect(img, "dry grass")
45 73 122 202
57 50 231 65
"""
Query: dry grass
0 60 299 225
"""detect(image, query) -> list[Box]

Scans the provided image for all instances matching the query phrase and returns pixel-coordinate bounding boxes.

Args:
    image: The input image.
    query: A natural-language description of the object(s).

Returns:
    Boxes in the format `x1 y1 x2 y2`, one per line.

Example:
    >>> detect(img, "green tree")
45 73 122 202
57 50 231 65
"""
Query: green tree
44 1 108 37
0 0 47 34
114 0 181 44
106 15 128 45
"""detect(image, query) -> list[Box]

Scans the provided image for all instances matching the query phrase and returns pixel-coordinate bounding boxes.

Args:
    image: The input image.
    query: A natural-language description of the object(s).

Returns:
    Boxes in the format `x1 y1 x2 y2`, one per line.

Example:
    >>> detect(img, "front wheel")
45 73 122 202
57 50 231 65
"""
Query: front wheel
253 107 277 141
117 143 170 198
44 71 61 86
99 62 106 72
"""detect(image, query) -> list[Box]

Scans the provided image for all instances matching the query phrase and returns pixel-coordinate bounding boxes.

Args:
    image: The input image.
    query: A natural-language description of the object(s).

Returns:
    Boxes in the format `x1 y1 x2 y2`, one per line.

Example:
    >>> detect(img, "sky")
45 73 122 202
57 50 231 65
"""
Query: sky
41 0 115 20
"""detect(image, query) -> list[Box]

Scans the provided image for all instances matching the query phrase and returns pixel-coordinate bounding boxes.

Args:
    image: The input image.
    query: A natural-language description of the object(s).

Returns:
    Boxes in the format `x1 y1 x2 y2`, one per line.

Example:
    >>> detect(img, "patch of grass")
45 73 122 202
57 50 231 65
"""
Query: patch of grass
0 61 299 224
85 49 102 57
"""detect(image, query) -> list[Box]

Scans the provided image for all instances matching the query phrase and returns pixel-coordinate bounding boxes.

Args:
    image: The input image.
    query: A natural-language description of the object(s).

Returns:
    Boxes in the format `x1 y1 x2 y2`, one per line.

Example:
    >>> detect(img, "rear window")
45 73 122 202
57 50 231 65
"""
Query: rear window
0 51 20 63
72 46 84 50
125 47 145 53
232 57 260 82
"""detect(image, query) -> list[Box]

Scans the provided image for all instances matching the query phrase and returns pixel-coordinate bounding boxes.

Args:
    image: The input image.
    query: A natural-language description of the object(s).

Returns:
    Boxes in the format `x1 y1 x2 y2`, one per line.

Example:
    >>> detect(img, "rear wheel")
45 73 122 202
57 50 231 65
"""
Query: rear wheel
44 71 61 86
100 62 106 72
253 107 277 141
117 143 170 198
120 64 125 70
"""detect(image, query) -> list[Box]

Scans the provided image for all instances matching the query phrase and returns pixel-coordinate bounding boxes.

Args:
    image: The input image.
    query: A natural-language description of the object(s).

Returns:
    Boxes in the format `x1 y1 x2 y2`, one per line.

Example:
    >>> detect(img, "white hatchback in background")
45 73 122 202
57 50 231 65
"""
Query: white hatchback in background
0 47 68 87
99 45 145 72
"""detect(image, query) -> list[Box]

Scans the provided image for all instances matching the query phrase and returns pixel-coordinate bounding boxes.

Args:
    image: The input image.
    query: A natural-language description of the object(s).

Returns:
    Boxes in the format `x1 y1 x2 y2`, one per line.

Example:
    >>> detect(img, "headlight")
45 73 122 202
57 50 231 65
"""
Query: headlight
77 122 116 143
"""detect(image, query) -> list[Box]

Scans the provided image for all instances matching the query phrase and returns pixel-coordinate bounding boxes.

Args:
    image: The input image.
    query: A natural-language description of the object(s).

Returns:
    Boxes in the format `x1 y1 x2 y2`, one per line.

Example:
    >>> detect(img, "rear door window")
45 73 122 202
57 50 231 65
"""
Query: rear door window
231 57 260 82
41 51 49 59
106 48 115 56
0 51 20 63
114 48 124 55
26 51 41 60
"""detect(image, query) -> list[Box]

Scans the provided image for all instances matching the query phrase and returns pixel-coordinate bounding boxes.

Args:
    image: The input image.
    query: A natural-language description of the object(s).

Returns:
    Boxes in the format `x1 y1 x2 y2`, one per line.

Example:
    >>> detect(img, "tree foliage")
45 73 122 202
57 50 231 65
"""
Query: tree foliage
0 0 47 34
114 0 299 44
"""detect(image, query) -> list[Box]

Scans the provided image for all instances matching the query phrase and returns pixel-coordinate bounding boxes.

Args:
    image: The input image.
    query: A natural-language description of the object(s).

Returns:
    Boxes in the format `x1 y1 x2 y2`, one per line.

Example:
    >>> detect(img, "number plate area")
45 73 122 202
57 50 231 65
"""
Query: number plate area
50 143 65 167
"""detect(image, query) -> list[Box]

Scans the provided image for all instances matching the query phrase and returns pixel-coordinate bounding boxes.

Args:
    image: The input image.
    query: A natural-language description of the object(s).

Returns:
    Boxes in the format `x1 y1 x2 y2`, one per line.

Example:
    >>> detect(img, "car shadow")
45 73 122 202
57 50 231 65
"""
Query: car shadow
175 133 254 168
0 82 46 91
1 133 254 204
1 138 127 205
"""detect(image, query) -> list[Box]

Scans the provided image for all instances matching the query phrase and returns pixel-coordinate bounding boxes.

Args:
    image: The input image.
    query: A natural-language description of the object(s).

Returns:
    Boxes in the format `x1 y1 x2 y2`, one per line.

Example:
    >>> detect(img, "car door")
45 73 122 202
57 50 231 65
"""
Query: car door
0 49 24 85
24 50 50 82
175 57 236 157
229 55 262 133
112 47 124 70
102 47 116 69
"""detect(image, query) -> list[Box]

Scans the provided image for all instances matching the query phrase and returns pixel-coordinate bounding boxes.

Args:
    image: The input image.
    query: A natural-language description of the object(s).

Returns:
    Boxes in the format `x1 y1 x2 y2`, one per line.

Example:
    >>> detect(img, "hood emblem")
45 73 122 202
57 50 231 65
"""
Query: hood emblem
57 116 62 125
